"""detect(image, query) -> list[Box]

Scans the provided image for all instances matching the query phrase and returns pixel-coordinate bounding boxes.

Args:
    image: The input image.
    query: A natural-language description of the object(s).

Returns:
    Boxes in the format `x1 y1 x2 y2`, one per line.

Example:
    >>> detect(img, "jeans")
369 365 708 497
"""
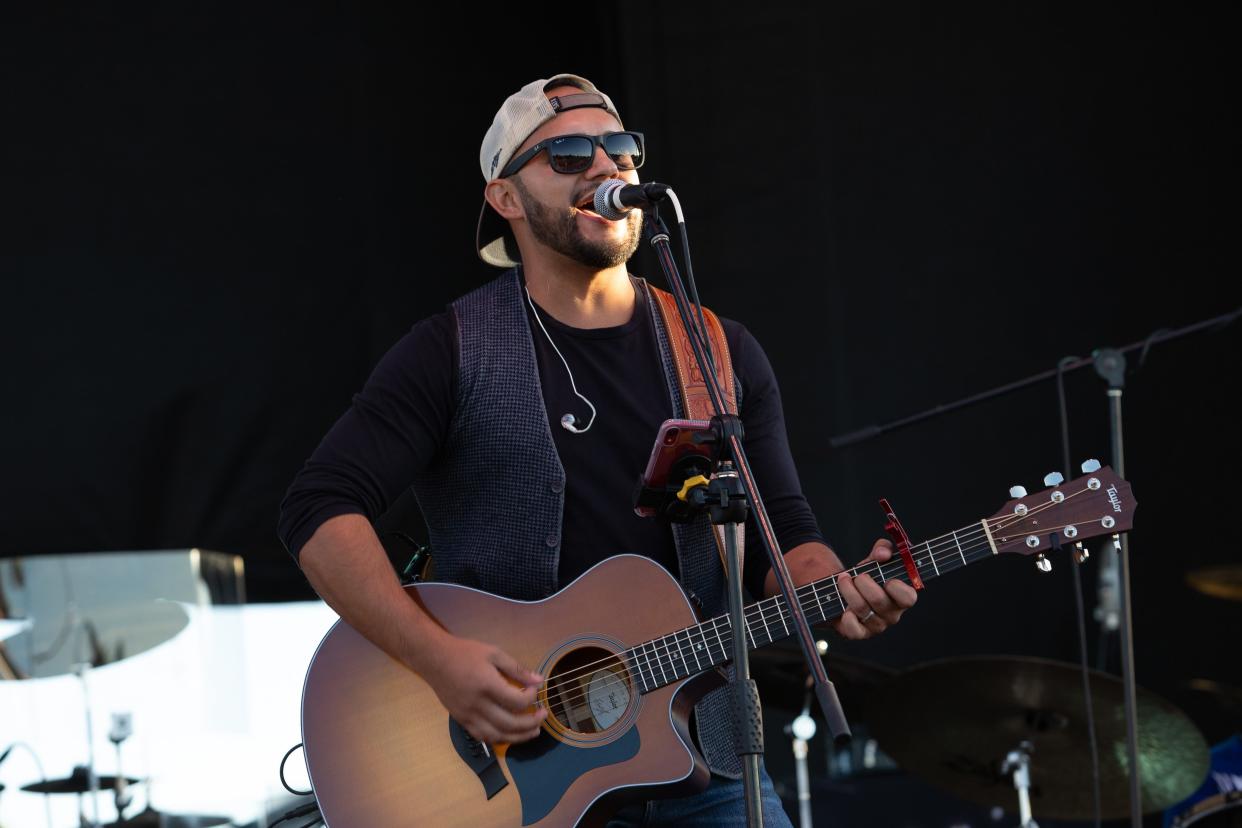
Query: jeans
604 766 793 827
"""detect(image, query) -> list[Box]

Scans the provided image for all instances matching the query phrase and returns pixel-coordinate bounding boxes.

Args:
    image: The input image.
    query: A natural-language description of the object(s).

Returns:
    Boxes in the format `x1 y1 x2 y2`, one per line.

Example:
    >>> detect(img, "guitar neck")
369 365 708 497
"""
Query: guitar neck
624 520 996 694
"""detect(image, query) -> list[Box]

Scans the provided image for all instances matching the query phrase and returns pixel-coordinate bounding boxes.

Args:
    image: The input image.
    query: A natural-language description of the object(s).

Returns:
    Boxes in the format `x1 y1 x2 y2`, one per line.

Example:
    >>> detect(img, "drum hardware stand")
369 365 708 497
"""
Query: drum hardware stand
783 674 819 828
71 602 103 828
108 712 134 820
1001 740 1039 828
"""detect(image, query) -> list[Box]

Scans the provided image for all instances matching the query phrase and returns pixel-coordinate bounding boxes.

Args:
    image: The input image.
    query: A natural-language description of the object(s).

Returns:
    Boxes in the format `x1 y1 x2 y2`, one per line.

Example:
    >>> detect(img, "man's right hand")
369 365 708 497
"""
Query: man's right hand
419 632 547 745
296 516 547 746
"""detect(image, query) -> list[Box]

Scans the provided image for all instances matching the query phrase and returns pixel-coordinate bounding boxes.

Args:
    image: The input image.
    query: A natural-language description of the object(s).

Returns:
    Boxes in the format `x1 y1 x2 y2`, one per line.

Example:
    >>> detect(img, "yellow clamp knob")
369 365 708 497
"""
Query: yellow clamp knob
676 474 711 502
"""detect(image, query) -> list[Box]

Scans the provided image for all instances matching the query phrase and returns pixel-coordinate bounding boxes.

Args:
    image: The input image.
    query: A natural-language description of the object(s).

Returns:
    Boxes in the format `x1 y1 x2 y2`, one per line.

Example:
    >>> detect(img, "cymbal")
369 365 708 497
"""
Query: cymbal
1184 677 1242 712
861 655 1210 821
2 599 190 680
21 766 141 794
102 807 232 828
1187 564 1242 601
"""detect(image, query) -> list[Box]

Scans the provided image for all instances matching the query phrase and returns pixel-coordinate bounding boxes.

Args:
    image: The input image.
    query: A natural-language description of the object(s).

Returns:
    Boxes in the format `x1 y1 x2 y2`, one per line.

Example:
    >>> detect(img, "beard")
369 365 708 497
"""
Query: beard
511 177 642 269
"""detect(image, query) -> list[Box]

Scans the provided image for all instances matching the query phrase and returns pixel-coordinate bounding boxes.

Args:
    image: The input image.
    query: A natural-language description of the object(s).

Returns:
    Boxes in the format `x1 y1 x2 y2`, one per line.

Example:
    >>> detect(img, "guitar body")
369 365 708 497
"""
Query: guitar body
301 554 721 827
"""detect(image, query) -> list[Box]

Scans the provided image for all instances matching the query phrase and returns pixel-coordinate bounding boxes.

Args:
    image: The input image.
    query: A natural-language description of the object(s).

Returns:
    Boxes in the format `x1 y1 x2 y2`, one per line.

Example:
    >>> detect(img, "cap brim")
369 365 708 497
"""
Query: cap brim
476 200 520 268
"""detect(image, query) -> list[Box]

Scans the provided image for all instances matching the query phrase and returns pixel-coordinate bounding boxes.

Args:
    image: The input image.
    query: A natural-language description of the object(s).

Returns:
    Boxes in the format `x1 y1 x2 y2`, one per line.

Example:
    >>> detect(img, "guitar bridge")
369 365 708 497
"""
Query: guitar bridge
448 718 508 800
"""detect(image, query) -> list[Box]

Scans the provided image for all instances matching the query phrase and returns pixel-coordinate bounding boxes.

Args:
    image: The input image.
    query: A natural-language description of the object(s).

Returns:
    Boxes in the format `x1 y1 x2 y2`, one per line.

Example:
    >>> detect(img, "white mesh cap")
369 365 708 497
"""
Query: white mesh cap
476 74 623 268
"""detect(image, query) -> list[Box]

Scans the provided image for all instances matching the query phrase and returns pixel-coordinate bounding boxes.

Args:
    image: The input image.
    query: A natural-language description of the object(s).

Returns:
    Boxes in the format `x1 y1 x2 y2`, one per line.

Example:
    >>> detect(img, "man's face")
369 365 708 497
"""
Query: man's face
507 92 643 269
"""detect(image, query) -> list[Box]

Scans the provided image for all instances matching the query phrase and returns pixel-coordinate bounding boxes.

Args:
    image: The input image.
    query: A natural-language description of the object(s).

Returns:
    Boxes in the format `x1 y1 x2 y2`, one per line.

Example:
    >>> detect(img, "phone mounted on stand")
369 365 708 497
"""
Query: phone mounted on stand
633 418 719 522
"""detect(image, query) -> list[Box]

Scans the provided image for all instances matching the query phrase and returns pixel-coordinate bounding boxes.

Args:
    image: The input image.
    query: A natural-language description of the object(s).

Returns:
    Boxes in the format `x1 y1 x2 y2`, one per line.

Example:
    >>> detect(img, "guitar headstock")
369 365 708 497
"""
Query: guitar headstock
987 460 1136 558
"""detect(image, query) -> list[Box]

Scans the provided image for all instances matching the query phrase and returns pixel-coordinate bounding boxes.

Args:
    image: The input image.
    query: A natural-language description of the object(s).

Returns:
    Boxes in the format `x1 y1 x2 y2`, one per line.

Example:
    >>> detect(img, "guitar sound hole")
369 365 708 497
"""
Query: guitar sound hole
545 646 632 735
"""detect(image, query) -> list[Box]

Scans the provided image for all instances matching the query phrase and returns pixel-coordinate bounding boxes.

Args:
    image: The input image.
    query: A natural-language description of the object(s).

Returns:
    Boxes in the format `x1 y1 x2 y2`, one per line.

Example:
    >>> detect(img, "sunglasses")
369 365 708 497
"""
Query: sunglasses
500 131 645 178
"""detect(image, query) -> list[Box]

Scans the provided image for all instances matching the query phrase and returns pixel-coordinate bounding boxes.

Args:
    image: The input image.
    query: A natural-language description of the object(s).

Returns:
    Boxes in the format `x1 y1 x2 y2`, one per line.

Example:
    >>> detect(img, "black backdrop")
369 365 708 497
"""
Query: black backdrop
4 0 1239 813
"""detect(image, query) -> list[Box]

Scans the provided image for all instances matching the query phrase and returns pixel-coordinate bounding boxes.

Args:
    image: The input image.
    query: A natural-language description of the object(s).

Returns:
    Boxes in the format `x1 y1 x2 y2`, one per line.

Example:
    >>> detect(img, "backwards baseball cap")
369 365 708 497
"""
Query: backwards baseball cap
476 74 623 268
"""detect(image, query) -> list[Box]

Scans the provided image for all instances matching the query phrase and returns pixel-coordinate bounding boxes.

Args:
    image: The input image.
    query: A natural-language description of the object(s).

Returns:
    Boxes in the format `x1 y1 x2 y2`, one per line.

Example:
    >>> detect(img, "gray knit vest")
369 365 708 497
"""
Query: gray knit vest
409 269 744 778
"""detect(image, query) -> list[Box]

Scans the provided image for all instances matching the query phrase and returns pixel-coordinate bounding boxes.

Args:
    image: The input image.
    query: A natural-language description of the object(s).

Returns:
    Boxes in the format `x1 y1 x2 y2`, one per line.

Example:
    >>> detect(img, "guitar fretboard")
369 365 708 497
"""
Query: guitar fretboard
622 521 997 694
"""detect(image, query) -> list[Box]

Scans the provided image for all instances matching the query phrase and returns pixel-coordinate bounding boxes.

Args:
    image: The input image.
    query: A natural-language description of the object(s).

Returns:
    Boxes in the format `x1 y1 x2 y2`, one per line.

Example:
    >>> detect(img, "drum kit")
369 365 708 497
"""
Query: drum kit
753 562 1242 828
1 609 222 827
0 550 245 828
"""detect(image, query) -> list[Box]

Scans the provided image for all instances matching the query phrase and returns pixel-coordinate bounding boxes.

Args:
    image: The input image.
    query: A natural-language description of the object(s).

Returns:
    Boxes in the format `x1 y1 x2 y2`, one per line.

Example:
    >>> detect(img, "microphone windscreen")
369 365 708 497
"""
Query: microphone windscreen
593 180 628 221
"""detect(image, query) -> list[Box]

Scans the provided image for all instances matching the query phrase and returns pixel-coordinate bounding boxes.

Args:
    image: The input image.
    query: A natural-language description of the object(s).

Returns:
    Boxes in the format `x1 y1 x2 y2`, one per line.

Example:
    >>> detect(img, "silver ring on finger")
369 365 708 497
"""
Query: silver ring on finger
859 609 876 624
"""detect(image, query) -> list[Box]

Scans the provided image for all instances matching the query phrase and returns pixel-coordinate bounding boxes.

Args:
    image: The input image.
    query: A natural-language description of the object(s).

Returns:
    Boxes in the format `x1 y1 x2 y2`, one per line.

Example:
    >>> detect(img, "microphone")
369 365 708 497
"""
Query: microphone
593 180 670 221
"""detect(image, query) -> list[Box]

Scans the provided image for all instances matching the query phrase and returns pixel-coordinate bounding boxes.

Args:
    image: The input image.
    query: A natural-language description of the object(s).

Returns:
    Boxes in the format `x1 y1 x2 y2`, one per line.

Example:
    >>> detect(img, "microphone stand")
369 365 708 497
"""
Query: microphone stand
1094 349 1142 828
643 200 851 827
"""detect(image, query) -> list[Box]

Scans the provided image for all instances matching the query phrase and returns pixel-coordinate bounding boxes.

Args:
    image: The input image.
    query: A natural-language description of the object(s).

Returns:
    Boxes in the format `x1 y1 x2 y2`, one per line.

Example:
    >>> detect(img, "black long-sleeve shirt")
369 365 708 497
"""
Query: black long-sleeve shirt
278 280 825 599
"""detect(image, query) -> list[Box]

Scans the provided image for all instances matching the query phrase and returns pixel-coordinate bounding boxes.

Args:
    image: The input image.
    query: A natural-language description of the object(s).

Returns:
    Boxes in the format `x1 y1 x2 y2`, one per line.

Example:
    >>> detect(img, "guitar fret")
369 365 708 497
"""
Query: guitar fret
776 598 790 636
809 582 826 623
692 624 710 668
627 649 649 693
924 543 940 577
712 617 728 662
757 602 771 644
642 642 663 687
669 631 687 680
687 626 703 671
952 529 967 566
653 639 670 685
651 636 668 684
636 646 654 691
668 633 684 681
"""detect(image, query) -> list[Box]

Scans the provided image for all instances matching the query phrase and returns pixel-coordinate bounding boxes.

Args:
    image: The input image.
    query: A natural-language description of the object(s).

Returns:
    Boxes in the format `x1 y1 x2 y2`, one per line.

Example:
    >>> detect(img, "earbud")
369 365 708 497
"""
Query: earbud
526 281 596 435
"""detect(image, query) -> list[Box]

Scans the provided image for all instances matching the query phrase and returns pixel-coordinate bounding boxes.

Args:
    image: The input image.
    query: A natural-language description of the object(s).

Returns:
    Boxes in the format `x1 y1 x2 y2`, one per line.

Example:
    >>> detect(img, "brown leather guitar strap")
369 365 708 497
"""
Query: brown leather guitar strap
647 285 743 576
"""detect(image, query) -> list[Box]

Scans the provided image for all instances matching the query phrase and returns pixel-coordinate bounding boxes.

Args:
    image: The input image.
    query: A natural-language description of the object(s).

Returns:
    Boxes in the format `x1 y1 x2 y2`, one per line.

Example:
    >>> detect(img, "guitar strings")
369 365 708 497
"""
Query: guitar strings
540 502 1098 709
532 487 1108 710
542 532 993 710
537 487 1103 704
541 516 1098 716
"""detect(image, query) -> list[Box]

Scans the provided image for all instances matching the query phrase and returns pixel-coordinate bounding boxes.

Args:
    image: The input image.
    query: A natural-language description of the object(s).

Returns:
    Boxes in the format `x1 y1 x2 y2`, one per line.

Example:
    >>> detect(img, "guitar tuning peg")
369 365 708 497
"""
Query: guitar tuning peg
1009 485 1028 499
1043 472 1064 487
1080 459 1101 473
1073 542 1089 564
1035 554 1052 573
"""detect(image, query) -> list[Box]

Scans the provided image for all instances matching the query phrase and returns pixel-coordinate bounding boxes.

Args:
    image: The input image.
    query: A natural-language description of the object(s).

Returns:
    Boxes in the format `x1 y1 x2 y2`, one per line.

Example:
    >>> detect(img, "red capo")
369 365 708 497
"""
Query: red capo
879 498 923 590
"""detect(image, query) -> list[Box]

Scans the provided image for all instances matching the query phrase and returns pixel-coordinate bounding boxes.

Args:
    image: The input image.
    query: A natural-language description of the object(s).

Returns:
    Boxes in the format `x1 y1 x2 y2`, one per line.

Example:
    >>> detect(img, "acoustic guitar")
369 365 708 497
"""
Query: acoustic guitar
300 463 1135 826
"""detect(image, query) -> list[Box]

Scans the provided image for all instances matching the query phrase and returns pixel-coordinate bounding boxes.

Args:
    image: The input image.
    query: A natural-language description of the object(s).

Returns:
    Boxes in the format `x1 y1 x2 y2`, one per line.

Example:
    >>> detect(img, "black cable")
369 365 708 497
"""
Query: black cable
831 305 1242 449
1056 356 1102 828
0 741 55 828
279 742 313 796
677 218 718 378
269 801 320 827
1136 327 1171 370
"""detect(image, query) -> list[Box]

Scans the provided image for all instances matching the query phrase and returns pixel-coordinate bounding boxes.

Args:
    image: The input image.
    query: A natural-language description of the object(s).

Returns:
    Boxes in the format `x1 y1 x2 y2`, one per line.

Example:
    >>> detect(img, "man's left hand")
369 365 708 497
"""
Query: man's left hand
766 540 917 641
